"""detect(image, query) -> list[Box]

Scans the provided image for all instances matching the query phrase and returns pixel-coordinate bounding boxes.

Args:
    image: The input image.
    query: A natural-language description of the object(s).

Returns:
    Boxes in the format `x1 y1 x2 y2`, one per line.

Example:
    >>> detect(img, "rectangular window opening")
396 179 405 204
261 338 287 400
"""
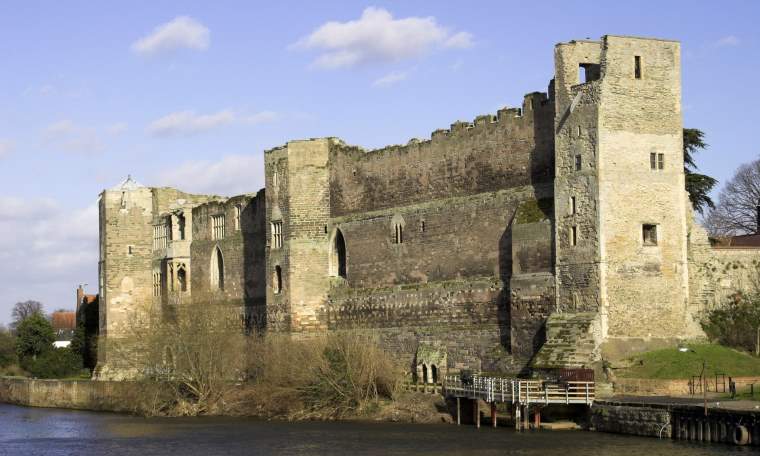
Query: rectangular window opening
575 155 582 171
658 153 665 170
211 215 226 240
570 196 577 215
634 56 642 79
643 224 658 246
570 226 578 246
650 152 657 170
271 221 283 249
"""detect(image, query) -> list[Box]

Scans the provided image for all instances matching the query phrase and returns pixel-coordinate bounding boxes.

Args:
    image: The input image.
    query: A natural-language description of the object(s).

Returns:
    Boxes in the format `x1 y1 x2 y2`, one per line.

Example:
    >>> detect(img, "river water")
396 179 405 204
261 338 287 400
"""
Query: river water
0 403 750 455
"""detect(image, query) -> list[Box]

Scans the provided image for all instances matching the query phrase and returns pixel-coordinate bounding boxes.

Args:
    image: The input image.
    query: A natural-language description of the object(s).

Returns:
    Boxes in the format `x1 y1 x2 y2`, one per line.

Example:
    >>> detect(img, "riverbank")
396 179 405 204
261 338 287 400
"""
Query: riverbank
0 376 452 423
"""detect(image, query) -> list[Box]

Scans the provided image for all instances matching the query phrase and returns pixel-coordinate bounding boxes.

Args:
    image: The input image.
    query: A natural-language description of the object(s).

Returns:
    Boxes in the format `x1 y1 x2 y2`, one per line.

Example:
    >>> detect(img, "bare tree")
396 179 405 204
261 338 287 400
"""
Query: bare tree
10 300 44 329
705 158 760 236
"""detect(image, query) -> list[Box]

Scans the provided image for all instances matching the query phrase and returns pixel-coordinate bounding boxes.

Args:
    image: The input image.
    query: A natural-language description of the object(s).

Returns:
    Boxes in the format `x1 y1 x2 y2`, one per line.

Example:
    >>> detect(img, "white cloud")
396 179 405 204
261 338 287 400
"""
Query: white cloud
131 16 210 56
444 32 474 49
242 111 279 125
106 122 128 135
154 154 264 196
43 120 104 155
0 140 14 159
148 109 277 137
714 35 740 47
293 7 473 69
0 197 98 322
372 70 407 88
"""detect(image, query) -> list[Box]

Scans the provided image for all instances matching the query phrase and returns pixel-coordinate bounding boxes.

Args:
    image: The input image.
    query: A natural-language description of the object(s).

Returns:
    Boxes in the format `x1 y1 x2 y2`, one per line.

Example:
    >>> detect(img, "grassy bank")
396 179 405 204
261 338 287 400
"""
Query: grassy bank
616 344 760 379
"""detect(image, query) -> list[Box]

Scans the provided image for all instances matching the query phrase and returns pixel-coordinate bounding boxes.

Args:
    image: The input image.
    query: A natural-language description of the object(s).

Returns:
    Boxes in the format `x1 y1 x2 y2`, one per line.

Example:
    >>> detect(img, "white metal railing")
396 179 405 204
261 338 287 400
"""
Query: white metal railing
443 375 594 406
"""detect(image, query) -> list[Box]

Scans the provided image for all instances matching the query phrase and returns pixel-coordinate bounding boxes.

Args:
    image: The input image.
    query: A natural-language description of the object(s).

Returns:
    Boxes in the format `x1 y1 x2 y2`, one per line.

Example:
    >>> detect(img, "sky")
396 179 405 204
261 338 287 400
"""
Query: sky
0 1 758 323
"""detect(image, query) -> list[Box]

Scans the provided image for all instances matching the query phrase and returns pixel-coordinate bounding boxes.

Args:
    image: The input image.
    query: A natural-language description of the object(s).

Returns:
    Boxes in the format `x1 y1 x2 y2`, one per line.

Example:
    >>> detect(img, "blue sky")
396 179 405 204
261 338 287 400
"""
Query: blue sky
0 1 758 322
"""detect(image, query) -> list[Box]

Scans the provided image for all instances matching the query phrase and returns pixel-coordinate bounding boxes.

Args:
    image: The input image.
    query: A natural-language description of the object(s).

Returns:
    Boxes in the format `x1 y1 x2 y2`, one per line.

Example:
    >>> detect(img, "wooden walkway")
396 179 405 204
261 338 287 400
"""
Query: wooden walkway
443 375 595 429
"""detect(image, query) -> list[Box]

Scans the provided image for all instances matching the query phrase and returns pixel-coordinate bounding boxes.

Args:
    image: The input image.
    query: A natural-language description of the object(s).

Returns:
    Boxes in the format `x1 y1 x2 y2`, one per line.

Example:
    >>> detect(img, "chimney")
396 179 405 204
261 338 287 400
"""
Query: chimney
76 284 84 312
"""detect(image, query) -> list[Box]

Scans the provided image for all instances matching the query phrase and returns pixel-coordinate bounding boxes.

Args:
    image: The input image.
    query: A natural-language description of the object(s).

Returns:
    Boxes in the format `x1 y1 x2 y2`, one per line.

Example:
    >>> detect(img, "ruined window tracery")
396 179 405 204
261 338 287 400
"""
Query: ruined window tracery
271 221 283 249
211 215 225 240
177 264 187 292
233 205 241 231
152 272 161 297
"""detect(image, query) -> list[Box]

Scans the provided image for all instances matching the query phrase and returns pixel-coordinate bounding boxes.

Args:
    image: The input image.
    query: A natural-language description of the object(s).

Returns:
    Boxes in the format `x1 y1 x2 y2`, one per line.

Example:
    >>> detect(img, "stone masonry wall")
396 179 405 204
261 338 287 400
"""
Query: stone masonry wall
191 192 267 328
329 93 554 217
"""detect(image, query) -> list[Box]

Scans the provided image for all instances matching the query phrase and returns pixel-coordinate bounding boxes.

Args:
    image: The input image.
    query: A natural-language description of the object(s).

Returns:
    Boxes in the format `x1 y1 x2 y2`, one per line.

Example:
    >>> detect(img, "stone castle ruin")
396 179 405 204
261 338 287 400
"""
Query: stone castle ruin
95 35 760 380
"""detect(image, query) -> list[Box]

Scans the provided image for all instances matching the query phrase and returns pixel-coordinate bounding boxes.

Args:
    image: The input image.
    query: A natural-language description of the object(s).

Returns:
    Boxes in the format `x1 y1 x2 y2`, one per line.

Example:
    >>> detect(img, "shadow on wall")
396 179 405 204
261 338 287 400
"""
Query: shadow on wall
242 189 268 333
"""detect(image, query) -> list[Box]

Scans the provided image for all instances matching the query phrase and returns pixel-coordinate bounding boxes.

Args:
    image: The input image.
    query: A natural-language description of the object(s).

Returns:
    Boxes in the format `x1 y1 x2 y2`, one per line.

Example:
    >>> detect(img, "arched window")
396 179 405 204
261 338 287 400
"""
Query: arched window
430 364 438 384
329 228 347 278
273 265 282 294
211 247 224 291
177 264 187 292
422 363 428 384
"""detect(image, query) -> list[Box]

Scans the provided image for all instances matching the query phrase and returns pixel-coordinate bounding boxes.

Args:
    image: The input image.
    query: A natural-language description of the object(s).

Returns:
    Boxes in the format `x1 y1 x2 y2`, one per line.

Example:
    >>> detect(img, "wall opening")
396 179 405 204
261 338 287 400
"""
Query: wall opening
643 224 658 246
571 225 578 246
393 223 403 244
634 55 642 79
177 212 186 240
273 265 282 294
211 214 225 240
578 63 601 83
330 229 347 278
211 246 225 290
431 364 438 383
575 155 582 171
570 196 577 215
422 363 428 383
271 221 283 249
177 265 187 292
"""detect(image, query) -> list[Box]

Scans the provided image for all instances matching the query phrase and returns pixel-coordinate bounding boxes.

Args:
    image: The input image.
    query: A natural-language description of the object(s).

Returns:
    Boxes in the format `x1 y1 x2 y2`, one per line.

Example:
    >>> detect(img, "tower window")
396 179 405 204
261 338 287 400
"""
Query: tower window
570 226 578 246
650 153 665 170
273 265 282 294
643 224 658 246
127 245 134 255
420 220 426 233
576 126 582 138
271 221 283 249
575 155 582 171
393 223 403 244
570 196 577 215
634 56 642 79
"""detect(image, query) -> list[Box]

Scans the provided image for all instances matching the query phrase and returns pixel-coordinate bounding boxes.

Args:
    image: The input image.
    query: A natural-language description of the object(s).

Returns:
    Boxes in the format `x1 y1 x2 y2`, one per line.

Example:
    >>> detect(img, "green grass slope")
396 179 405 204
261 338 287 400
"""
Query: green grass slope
616 344 760 379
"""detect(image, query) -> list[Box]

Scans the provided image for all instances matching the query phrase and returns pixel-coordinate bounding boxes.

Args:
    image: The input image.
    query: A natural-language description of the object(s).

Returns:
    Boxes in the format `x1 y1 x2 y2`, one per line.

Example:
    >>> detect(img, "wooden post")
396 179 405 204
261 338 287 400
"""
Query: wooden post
491 402 497 428
524 405 529 430
514 405 520 430
456 397 461 426
474 399 480 429
534 407 541 429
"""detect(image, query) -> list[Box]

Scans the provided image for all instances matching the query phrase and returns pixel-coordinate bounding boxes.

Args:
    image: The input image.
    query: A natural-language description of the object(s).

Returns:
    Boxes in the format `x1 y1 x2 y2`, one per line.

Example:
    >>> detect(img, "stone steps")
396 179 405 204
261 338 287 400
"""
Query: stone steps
531 312 601 369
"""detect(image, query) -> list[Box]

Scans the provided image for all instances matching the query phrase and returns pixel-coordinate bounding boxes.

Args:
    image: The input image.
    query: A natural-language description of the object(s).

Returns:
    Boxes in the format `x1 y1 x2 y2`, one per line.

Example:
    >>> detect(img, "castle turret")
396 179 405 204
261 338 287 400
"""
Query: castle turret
536 35 702 369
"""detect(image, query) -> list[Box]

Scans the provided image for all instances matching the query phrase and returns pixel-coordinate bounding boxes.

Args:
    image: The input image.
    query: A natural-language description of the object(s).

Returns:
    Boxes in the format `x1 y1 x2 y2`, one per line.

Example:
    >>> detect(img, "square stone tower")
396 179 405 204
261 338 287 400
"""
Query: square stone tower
540 35 702 367
264 139 333 332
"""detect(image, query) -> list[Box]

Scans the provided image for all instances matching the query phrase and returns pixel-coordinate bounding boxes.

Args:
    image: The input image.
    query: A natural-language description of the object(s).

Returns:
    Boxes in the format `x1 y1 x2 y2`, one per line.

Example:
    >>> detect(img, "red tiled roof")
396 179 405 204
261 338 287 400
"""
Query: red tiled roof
51 311 76 330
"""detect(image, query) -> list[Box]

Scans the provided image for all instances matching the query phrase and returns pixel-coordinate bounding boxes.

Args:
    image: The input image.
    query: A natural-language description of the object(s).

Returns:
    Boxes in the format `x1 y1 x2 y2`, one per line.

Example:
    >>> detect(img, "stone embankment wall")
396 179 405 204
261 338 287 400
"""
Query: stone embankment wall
613 376 760 396
592 401 671 438
593 400 760 446
0 377 144 413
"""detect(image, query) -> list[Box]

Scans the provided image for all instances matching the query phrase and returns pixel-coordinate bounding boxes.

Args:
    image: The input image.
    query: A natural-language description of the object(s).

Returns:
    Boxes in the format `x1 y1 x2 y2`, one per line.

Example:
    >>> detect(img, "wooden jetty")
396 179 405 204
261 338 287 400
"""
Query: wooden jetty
443 375 595 429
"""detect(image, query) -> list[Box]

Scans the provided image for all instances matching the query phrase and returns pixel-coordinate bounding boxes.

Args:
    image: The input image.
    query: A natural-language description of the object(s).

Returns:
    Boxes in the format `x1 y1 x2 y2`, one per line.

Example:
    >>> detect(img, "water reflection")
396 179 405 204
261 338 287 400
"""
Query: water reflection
0 404 752 455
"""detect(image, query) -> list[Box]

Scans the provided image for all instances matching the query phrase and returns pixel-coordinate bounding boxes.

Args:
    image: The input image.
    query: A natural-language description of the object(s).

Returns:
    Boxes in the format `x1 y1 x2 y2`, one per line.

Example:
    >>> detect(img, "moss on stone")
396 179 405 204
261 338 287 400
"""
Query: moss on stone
514 198 553 224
